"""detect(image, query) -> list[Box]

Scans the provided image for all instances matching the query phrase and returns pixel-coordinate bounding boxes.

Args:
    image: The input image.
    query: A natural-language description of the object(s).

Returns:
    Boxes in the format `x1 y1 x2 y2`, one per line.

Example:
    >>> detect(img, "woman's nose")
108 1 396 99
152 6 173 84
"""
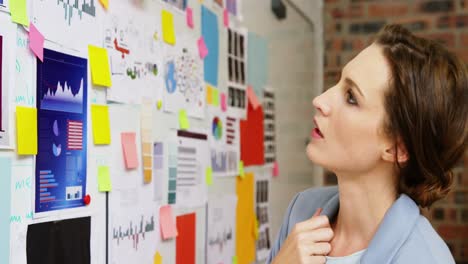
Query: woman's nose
312 94 331 116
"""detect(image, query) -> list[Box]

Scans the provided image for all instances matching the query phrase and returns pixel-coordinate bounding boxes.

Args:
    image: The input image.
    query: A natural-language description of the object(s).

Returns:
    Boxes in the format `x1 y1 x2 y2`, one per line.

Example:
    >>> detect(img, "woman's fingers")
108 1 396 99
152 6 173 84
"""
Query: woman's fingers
309 242 332 256
292 215 331 235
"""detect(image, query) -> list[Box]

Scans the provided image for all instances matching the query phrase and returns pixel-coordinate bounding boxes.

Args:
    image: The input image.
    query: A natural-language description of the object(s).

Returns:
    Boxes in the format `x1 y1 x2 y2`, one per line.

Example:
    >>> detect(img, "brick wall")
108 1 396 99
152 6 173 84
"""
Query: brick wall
322 0 468 262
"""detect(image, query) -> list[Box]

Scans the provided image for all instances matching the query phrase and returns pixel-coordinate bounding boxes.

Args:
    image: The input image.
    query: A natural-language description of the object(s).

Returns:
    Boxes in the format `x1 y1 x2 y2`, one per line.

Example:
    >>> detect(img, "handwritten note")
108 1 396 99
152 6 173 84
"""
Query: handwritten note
88 45 112 87
16 106 37 155
91 105 111 145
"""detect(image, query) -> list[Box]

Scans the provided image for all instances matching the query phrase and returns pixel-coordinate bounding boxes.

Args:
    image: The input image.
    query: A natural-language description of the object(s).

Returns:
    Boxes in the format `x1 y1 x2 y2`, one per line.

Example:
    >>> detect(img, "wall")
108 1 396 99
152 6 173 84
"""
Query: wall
322 0 468 262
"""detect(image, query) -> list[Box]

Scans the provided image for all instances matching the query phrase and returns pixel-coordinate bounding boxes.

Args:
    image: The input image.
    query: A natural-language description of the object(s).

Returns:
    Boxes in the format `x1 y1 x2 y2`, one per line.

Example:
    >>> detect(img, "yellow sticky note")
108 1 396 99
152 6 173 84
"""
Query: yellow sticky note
205 167 213 186
16 106 37 155
157 100 162 110
212 88 219 107
162 10 176 45
206 85 213 105
98 166 112 192
99 0 109 9
154 252 162 264
238 161 245 178
88 45 112 87
253 218 259 240
10 0 29 26
91 105 111 145
179 110 190 130
236 173 256 264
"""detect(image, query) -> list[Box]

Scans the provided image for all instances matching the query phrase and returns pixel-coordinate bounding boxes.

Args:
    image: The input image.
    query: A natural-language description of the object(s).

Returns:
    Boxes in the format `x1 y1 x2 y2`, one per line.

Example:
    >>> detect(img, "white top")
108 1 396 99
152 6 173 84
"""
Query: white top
325 249 367 264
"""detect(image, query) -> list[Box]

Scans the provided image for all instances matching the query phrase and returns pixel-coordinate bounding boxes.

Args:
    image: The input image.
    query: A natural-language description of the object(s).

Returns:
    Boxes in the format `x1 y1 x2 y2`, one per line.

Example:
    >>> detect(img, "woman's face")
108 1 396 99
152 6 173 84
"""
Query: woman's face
307 43 393 175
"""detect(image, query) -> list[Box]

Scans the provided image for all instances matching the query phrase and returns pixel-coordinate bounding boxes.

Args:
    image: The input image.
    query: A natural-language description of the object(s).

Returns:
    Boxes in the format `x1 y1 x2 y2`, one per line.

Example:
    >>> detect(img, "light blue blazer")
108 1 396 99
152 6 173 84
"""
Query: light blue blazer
267 186 455 264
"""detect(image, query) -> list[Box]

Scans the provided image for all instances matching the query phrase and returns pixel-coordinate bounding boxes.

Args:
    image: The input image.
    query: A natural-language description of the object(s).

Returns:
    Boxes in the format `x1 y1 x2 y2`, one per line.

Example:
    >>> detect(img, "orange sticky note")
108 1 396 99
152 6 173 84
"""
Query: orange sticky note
29 23 44 62
121 132 138 169
247 86 260 109
160 205 178 240
221 93 227 112
186 7 194 28
16 106 37 155
206 85 213 105
154 252 162 264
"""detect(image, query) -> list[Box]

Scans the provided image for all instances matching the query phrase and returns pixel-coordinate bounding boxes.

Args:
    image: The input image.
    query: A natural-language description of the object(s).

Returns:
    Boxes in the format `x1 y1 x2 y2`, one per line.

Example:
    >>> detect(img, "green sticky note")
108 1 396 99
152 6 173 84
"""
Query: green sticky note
205 167 213 186
88 45 112 87
212 88 219 107
238 161 245 178
179 110 190 130
98 166 112 192
10 0 29 26
162 10 176 45
232 256 238 264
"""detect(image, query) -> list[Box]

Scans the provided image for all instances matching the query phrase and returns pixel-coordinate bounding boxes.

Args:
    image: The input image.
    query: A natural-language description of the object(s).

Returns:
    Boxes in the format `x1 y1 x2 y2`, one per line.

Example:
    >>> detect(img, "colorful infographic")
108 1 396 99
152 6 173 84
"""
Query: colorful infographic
35 49 88 216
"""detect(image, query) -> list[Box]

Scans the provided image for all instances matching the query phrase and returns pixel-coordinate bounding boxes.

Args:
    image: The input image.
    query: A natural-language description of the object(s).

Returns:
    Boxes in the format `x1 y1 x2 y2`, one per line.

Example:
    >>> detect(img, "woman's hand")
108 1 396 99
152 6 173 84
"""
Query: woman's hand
272 208 334 264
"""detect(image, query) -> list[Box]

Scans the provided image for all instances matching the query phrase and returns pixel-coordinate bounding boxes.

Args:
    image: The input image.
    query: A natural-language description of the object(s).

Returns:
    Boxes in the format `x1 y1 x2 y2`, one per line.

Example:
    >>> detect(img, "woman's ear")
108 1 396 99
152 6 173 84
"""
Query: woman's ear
382 137 409 163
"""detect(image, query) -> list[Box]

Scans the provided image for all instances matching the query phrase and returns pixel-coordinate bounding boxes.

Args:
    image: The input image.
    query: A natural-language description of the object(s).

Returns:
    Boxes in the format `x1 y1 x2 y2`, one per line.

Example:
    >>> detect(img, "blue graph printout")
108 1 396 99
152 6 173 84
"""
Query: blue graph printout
35 49 88 215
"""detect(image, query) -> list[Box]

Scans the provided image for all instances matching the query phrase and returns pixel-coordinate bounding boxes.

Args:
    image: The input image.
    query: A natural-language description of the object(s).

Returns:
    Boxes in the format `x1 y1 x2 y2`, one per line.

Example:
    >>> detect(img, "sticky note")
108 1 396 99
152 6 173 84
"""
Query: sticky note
212 88 219 107
238 161 245 178
16 106 37 155
232 256 238 264
154 252 162 264
186 7 194 28
273 161 279 177
157 100 162 110
98 166 112 192
99 0 109 9
223 9 229 27
29 23 44 62
197 37 208 59
253 218 259 240
162 10 176 45
160 205 178 240
179 110 190 130
10 0 29 26
247 86 260 109
221 92 227 111
206 85 213 105
121 132 138 169
91 105 111 145
88 45 112 87
205 167 213 186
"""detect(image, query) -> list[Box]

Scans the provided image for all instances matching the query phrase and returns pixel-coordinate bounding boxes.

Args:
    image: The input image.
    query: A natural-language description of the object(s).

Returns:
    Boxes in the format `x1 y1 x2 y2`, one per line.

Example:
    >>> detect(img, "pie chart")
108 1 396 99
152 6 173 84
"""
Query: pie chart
212 117 223 140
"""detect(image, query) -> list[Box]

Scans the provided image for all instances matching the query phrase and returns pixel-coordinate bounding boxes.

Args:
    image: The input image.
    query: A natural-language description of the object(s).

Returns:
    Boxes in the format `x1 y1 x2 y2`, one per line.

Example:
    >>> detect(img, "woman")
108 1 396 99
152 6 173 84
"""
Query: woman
267 24 467 264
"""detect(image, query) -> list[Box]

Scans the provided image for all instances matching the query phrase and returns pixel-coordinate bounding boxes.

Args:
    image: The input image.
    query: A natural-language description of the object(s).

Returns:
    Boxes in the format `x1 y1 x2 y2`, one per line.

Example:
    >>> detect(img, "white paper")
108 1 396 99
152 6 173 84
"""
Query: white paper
175 130 209 207
263 87 276 165
255 171 272 261
207 194 238 264
162 33 206 118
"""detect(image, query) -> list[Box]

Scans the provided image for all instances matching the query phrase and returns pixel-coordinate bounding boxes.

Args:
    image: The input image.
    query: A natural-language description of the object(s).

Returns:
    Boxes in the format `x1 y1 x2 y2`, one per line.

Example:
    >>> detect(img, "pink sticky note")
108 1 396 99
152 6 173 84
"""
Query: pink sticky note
198 37 208 59
223 9 229 27
121 132 138 169
273 161 279 177
221 93 227 112
160 205 178 240
29 23 44 62
247 86 260 110
186 7 194 28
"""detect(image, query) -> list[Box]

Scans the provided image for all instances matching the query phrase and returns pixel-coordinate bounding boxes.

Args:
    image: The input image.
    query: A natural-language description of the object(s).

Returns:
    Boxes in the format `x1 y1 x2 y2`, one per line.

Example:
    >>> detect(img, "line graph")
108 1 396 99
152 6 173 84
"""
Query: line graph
57 0 96 26
112 214 155 251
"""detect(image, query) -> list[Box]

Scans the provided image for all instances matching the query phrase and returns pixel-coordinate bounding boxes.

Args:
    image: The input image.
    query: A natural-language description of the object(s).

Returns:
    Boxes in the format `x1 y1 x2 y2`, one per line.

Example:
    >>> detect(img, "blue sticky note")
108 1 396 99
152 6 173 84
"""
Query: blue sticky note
247 32 268 97
0 157 12 264
201 6 219 87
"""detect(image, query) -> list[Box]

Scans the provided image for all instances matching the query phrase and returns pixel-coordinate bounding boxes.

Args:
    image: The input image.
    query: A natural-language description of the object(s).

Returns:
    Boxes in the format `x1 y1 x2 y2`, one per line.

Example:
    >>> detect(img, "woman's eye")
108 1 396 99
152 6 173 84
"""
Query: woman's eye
346 89 358 106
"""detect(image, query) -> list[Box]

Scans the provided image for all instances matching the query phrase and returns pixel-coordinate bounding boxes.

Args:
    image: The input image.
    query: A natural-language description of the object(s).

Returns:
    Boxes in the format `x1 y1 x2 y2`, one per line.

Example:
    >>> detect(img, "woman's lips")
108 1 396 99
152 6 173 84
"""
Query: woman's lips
312 118 324 139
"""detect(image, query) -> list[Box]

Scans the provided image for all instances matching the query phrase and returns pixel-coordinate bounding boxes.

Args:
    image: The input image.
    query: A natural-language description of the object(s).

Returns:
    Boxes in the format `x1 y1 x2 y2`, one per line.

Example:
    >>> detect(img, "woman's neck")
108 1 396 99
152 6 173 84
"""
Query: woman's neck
327 167 398 257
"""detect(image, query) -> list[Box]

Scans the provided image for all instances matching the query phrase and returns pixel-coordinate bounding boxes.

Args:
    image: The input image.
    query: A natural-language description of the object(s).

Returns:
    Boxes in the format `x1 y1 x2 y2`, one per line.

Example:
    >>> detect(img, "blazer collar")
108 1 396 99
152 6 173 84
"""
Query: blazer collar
320 192 420 263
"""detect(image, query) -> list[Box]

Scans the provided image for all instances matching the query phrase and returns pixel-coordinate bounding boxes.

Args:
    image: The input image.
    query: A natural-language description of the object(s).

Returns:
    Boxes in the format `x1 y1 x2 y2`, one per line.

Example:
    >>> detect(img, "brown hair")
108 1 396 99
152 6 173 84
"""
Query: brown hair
373 24 468 208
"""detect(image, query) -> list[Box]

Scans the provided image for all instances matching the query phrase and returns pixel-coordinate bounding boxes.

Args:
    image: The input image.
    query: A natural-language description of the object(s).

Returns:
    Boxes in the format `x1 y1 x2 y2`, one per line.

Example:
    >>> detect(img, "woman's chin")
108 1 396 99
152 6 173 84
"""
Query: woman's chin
306 142 323 165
